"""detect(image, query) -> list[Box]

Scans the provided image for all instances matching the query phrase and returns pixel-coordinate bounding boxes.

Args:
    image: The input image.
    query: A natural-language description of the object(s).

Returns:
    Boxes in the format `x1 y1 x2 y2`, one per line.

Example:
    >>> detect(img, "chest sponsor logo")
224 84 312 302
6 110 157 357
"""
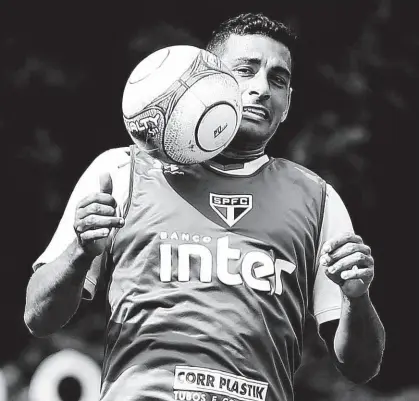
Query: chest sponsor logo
210 194 253 227
159 232 296 295
173 366 268 401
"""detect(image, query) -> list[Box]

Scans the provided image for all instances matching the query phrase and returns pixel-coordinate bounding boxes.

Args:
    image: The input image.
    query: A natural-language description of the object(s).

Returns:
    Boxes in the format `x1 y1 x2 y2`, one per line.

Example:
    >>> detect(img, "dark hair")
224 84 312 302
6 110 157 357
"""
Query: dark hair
206 12 297 65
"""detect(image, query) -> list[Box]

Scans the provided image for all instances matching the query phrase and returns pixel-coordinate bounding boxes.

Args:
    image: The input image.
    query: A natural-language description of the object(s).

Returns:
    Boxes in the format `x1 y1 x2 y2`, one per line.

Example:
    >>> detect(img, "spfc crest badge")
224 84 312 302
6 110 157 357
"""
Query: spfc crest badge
210 193 253 227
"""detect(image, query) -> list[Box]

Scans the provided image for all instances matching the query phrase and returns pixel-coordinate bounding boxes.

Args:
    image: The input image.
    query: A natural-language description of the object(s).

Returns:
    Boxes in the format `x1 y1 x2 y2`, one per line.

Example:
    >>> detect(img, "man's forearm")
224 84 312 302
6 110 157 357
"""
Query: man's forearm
333 291 385 383
24 240 94 337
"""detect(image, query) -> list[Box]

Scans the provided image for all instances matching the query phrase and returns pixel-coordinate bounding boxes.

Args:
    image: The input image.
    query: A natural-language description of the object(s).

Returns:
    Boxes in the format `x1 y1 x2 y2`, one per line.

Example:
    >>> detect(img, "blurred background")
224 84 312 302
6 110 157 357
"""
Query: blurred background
1 0 418 400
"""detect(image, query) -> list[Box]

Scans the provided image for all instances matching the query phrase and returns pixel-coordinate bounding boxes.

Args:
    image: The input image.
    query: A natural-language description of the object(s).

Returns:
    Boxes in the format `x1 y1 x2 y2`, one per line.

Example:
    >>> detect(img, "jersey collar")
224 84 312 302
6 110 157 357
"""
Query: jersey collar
204 155 270 176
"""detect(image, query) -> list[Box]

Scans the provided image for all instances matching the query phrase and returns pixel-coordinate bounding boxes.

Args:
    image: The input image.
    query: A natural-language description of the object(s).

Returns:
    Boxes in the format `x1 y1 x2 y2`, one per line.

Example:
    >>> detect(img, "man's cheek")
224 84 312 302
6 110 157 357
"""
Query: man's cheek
273 100 288 122
238 81 251 96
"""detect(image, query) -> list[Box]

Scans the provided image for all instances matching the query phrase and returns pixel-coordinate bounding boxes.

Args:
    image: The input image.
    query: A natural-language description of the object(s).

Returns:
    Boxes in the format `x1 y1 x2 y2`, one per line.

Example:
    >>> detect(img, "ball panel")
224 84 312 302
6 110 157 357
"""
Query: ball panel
196 103 238 151
163 89 207 164
122 46 201 119
175 49 237 90
199 49 235 76
129 47 170 84
124 107 165 154
189 73 242 112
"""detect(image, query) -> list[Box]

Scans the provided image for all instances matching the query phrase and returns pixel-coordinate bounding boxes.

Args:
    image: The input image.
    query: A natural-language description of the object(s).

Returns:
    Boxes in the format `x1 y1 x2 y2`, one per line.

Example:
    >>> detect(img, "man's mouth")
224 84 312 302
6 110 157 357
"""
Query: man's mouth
242 106 270 121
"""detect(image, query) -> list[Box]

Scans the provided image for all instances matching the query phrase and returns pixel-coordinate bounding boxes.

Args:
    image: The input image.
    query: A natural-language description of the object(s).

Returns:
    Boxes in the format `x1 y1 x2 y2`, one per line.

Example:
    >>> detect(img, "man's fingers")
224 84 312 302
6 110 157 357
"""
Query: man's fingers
320 242 371 265
76 203 116 220
78 228 111 243
327 251 374 275
320 232 363 255
100 172 113 195
75 215 125 233
74 174 120 255
325 265 374 287
324 269 346 286
78 192 117 208
341 265 374 281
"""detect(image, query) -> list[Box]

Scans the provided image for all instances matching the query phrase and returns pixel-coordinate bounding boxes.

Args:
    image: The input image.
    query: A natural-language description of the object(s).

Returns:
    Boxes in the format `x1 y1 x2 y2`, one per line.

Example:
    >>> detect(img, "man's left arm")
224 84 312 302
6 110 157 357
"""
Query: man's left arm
319 232 386 383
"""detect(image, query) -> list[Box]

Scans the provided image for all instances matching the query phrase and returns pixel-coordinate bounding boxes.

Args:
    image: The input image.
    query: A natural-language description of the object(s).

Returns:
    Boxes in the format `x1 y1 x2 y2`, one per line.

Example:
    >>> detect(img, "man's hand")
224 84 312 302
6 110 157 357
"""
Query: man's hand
319 232 374 298
73 172 125 256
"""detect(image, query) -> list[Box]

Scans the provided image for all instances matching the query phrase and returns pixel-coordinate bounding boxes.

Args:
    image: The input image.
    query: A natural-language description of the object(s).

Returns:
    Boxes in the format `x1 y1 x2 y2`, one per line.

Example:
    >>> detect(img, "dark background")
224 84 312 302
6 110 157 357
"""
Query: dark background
1 0 418 400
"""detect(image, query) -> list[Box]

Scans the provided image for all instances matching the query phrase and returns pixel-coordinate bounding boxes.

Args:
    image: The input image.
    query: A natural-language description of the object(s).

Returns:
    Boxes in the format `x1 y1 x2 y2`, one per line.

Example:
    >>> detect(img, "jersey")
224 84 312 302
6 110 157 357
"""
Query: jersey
100 146 326 401
33 147 354 401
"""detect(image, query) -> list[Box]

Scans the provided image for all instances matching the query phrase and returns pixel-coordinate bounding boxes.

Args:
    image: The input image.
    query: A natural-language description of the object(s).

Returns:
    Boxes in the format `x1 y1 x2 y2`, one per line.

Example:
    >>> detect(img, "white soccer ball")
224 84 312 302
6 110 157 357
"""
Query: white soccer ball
122 45 242 164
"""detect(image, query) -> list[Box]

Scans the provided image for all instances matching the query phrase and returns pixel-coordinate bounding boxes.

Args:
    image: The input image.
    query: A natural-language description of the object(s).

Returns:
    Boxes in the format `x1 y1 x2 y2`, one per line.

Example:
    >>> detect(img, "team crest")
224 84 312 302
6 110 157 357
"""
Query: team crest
210 193 253 227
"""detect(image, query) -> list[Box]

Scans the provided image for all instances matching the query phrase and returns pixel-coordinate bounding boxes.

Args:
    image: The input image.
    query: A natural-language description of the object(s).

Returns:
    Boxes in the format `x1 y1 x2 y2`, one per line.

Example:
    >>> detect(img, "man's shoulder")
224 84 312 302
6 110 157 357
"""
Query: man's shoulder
94 146 131 169
272 157 325 186
80 147 132 191
86 147 132 208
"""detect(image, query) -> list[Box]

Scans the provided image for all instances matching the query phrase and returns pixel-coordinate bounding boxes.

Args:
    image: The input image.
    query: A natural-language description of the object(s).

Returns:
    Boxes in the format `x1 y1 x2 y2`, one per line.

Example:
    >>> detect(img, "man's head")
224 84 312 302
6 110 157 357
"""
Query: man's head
206 13 297 157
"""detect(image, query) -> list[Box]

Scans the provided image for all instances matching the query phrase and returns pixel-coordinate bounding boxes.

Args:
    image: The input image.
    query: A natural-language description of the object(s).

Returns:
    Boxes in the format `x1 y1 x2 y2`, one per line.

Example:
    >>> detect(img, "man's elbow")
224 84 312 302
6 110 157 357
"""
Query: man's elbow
345 365 381 385
24 309 56 338
337 358 383 384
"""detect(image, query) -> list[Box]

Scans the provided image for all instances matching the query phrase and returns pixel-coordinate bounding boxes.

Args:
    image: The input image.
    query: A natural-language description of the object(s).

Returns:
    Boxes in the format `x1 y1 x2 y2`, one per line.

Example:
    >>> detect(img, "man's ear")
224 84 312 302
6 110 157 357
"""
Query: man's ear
281 87 293 123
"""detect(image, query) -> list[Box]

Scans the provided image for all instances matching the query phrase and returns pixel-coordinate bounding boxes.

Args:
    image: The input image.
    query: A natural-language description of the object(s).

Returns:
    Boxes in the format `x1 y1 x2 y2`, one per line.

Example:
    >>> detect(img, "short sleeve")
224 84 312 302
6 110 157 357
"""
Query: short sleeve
312 184 354 325
32 147 131 300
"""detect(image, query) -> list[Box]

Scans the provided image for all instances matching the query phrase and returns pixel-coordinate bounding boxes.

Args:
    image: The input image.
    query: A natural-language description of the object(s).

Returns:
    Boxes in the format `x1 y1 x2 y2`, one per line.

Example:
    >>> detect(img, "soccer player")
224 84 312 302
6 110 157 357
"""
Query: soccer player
24 13 385 401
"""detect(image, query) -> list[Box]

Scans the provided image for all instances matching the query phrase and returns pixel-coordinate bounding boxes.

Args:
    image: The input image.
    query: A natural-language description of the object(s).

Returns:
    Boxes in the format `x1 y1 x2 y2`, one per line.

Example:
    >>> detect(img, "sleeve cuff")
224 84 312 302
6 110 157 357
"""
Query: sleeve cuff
314 306 341 325
82 276 97 301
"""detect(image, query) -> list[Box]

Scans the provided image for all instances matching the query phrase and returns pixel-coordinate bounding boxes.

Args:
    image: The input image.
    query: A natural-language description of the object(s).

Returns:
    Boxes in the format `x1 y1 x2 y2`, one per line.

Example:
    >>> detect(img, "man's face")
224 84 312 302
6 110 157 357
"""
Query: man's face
218 34 292 144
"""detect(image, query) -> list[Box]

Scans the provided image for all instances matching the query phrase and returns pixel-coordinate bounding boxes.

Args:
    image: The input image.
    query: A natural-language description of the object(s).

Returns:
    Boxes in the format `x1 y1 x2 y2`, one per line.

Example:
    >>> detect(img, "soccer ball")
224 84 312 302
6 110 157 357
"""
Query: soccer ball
122 45 242 164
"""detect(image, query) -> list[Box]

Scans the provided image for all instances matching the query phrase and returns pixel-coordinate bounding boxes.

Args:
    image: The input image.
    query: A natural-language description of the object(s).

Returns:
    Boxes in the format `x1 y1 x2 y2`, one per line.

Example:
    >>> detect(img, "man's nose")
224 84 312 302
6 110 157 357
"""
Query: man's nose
247 73 271 101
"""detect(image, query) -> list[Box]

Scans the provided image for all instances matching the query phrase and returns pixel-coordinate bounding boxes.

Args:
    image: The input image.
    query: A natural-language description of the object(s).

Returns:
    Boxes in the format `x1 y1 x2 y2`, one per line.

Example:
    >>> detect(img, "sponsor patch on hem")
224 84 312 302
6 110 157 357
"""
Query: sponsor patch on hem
173 366 268 401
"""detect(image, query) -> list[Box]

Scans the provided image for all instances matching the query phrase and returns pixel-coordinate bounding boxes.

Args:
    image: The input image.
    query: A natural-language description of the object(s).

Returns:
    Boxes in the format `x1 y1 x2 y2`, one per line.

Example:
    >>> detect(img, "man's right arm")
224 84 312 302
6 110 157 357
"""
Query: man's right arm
24 148 130 337
24 240 97 337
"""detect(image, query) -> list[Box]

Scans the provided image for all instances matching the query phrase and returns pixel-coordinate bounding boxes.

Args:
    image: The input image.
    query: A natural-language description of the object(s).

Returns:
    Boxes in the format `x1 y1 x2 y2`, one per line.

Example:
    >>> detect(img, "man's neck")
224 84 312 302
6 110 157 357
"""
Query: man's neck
212 146 266 165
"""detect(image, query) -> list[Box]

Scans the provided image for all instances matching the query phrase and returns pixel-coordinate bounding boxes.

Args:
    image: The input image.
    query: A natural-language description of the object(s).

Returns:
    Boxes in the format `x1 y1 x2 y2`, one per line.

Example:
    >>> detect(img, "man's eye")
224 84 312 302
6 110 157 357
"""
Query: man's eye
235 67 253 75
272 78 287 88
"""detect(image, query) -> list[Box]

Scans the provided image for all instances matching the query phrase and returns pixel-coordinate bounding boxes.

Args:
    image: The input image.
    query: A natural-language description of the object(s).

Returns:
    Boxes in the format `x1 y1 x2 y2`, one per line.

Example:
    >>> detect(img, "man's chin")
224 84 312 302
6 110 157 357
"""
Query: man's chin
237 118 273 140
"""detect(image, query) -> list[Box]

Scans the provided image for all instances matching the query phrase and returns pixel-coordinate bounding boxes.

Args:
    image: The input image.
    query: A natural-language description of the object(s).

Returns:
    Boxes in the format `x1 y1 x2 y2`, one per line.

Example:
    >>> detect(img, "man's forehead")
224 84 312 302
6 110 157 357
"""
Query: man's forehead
221 34 291 71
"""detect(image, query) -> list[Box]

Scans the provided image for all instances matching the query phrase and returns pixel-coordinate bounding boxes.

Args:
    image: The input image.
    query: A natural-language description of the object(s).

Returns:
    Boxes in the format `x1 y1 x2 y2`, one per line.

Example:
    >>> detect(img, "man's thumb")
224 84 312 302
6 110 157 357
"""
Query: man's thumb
99 172 113 194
